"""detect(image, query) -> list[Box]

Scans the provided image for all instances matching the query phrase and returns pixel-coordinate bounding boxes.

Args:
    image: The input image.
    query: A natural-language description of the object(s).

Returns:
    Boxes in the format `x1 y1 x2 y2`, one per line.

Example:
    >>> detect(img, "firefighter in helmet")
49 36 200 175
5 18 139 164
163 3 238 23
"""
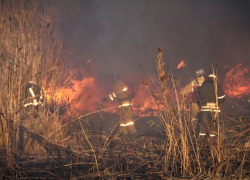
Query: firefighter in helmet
180 69 206 135
109 74 137 136
20 81 44 153
24 81 44 110
196 70 225 138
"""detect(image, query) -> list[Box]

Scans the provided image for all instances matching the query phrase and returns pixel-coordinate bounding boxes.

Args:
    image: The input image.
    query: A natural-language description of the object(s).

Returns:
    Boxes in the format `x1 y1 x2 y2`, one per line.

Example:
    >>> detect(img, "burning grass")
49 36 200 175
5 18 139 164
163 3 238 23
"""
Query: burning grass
224 63 250 99
0 1 250 179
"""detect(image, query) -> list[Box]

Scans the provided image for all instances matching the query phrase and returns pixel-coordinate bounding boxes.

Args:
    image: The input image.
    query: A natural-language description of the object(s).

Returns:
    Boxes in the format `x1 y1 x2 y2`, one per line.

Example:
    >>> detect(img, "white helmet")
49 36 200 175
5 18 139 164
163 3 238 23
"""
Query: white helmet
28 81 36 84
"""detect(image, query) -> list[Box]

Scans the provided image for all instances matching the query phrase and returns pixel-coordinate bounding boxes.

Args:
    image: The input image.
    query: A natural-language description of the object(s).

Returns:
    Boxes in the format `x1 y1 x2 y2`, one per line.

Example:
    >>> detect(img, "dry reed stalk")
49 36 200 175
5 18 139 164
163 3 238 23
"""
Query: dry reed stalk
0 1 68 174
78 118 99 172
146 48 192 175
212 65 223 164
142 48 238 177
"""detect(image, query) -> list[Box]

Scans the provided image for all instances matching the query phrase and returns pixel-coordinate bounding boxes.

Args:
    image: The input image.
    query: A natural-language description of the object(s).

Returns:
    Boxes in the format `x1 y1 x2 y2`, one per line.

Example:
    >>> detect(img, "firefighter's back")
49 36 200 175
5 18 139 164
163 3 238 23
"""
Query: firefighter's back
113 79 129 101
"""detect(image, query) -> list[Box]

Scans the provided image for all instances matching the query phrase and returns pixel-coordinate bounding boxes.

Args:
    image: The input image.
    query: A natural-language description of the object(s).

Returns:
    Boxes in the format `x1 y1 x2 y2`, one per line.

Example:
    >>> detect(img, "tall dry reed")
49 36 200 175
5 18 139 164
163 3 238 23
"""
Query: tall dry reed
0 0 68 167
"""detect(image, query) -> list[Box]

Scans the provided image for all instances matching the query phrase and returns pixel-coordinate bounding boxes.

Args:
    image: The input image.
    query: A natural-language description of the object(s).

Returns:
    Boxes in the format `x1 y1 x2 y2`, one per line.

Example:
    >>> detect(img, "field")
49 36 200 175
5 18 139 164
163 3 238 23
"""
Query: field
0 1 250 179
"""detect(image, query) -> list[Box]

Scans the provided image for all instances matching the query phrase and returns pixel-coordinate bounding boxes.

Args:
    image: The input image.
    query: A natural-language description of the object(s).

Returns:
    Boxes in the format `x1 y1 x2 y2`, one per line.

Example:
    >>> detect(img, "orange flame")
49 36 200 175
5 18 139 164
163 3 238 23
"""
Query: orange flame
131 78 164 117
224 63 250 98
43 68 168 118
43 68 114 116
176 60 186 69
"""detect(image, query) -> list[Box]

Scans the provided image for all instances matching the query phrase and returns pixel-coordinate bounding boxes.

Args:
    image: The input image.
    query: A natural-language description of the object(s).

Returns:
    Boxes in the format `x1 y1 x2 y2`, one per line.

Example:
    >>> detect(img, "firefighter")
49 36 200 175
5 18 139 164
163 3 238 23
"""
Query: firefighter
24 81 44 109
180 69 206 135
109 74 137 136
20 81 44 153
196 72 225 138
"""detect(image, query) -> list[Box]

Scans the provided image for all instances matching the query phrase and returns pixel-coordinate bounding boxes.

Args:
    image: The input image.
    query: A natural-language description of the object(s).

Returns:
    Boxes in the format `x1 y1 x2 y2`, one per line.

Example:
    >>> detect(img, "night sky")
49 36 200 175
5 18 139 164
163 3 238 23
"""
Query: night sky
52 0 250 85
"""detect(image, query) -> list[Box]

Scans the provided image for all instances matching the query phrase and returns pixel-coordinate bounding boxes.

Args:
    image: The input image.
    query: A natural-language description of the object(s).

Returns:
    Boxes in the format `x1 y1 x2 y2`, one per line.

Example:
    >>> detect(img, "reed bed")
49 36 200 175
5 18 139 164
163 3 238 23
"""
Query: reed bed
0 0 68 173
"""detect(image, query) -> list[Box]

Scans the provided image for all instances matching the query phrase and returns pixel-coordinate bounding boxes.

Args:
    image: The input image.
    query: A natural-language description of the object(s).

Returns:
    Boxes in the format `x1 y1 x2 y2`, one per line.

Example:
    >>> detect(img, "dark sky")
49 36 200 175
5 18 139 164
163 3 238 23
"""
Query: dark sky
55 0 250 85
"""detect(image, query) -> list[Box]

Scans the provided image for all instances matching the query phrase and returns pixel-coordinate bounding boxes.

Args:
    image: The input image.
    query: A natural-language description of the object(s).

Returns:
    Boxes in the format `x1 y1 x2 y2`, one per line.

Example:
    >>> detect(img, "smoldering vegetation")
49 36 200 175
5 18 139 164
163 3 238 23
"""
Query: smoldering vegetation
0 1 250 180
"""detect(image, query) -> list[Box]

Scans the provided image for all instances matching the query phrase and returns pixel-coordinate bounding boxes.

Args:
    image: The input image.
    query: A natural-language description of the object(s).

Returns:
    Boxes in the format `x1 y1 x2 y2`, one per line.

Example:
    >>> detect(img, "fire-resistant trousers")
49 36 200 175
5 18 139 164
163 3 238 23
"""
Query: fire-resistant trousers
191 103 199 121
197 111 216 136
119 106 137 135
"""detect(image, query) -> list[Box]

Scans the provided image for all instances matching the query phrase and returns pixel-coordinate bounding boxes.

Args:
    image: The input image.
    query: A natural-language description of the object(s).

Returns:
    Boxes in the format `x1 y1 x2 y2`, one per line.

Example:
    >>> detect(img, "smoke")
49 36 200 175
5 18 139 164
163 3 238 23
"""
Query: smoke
49 0 250 85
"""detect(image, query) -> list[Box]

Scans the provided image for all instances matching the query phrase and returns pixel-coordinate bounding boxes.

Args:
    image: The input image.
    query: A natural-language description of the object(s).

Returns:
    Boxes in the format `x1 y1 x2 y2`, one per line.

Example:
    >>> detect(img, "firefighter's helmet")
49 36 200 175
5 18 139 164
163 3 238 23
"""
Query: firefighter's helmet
196 69 206 77
28 80 37 85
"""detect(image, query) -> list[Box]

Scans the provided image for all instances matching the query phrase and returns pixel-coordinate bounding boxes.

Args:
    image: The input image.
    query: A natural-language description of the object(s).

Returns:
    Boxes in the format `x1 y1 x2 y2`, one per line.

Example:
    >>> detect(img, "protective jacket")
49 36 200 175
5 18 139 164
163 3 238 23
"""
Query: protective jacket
110 78 137 135
110 79 132 107
197 77 225 110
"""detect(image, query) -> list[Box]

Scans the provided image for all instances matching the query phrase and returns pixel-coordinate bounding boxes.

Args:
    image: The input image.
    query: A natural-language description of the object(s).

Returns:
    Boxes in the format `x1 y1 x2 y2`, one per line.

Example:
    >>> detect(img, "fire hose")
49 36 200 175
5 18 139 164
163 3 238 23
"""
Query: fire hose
47 105 120 139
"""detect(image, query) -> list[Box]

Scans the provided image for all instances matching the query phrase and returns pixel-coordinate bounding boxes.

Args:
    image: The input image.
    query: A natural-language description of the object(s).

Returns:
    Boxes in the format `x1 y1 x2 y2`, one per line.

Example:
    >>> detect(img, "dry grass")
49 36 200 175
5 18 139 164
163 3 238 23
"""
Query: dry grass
0 1 249 179
0 0 67 168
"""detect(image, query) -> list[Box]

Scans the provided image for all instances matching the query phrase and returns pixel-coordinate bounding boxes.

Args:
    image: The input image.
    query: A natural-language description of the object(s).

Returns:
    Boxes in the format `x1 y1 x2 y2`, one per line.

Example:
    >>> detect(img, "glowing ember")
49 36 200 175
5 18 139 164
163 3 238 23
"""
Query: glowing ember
176 60 186 69
86 59 91 64
224 63 250 99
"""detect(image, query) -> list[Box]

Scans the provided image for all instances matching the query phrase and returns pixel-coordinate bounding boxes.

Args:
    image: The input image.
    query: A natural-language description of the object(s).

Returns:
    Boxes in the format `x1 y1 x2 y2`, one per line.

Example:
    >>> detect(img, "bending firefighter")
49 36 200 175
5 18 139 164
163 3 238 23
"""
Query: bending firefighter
109 74 137 136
